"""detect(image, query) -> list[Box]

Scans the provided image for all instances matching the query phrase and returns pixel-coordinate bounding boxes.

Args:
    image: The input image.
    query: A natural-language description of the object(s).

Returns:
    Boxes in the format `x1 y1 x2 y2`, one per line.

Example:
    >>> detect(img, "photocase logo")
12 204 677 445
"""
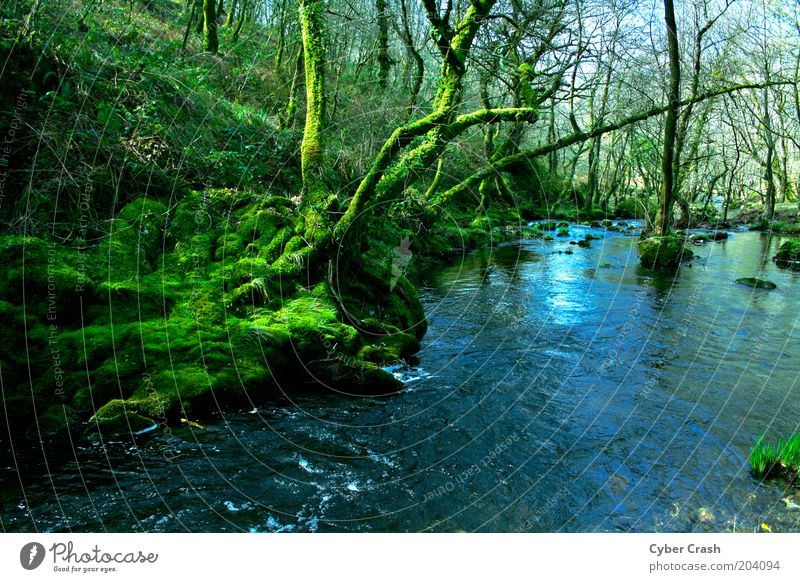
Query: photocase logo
20 542 46 570
390 236 413 291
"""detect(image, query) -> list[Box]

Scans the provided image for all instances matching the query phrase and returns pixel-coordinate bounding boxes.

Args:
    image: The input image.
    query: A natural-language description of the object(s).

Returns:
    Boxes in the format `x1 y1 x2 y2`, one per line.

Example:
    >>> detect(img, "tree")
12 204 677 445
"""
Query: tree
654 0 681 235
203 0 219 53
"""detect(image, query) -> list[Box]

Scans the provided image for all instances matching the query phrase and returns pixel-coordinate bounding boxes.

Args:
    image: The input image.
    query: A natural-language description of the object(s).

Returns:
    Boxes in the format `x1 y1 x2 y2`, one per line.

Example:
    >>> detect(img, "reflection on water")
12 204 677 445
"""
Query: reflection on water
2 227 800 532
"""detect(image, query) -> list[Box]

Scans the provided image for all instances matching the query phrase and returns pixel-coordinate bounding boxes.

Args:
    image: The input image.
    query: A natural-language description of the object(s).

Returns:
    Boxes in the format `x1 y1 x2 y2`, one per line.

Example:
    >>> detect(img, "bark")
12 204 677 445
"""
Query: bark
655 0 681 235
376 0 392 88
762 85 776 220
182 0 197 50
225 0 236 26
203 0 219 53
232 0 248 42
282 48 304 130
399 0 424 118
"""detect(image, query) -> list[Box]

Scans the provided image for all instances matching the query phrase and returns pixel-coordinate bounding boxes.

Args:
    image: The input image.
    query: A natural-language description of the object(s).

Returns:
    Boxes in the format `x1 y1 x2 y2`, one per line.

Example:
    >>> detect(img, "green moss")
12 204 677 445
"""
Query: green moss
556 227 570 237
774 239 800 263
88 398 161 436
215 233 245 261
637 234 693 269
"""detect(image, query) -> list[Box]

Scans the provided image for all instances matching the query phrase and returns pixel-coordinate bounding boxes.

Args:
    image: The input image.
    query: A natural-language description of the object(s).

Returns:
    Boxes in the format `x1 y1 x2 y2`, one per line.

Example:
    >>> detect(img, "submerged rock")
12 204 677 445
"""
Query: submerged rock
735 277 777 290
689 231 729 243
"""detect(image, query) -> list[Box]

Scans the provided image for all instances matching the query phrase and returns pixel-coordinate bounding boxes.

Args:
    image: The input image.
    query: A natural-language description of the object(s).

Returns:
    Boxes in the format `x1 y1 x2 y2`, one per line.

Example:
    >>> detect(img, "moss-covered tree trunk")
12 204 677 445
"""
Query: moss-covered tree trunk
298 0 327 204
203 0 219 53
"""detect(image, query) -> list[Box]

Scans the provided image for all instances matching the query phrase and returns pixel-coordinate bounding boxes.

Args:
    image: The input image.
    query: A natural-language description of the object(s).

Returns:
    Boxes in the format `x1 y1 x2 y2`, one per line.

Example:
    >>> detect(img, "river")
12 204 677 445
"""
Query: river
2 225 799 532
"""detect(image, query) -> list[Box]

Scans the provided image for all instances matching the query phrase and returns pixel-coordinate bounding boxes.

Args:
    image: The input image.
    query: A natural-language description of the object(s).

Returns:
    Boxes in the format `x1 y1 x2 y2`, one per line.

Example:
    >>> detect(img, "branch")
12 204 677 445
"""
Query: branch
432 81 791 207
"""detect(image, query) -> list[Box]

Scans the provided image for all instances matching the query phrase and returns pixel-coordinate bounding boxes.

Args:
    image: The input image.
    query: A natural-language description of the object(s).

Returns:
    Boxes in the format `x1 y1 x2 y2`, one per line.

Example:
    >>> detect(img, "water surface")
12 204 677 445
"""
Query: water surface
2 226 799 532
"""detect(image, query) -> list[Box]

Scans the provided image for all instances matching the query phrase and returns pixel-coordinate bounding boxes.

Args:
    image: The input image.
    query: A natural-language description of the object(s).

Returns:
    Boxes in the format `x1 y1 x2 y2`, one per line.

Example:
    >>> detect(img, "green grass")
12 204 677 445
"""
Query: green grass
750 434 800 478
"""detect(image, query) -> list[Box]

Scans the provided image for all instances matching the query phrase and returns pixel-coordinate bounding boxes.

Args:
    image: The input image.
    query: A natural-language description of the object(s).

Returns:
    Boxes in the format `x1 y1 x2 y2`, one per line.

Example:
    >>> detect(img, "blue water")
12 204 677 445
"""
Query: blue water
2 226 799 532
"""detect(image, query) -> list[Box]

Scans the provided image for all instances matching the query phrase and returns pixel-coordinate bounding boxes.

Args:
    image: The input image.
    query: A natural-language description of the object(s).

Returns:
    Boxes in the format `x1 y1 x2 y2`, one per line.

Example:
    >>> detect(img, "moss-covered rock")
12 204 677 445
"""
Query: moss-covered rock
774 239 800 264
637 234 693 269
735 277 776 290
556 227 570 237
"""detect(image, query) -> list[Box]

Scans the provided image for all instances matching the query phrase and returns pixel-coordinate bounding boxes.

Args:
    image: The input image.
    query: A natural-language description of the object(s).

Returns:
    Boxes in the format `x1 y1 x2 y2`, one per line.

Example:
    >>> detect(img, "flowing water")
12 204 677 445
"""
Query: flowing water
2 225 800 532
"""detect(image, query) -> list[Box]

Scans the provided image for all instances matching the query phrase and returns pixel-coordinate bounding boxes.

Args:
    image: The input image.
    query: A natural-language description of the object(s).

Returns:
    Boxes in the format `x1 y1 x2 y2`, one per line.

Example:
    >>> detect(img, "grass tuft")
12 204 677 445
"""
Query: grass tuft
750 434 800 478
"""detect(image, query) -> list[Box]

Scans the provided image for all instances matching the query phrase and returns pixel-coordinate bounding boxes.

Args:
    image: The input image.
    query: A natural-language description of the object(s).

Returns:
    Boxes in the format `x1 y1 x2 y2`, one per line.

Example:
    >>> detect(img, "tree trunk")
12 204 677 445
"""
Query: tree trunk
763 85 776 220
232 0 248 42
655 0 681 235
182 0 197 50
399 0 423 118
299 0 327 202
203 0 218 53
282 48 304 130
376 0 391 88
224 0 236 26
195 0 204 34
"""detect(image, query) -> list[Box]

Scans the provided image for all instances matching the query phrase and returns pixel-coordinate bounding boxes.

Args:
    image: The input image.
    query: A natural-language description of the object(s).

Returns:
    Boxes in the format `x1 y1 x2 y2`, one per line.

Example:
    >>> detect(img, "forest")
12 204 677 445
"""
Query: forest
0 0 799 533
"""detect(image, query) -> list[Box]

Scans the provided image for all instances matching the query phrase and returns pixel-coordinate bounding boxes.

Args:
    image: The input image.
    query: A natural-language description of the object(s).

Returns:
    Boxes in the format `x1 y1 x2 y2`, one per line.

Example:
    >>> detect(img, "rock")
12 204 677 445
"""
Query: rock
556 227 570 237
637 234 693 269
697 507 715 523
601 219 613 227
735 277 777 290
577 240 591 248
774 239 800 264
781 497 800 511
689 231 729 244
590 220 602 228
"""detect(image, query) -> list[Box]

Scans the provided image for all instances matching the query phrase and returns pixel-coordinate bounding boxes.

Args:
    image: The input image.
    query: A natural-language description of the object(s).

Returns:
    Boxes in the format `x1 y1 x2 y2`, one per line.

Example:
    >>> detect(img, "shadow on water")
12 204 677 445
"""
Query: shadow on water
2 228 800 532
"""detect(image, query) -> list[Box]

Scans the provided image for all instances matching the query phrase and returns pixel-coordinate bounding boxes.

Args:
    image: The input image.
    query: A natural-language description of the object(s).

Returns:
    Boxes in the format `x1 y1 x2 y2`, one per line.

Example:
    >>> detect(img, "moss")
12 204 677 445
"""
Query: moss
215 233 246 261
0 235 94 325
774 239 800 264
637 234 693 269
556 227 570 237
88 398 161 436
585 233 602 241
117 198 169 260
236 207 284 243
543 234 554 241
601 219 613 227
